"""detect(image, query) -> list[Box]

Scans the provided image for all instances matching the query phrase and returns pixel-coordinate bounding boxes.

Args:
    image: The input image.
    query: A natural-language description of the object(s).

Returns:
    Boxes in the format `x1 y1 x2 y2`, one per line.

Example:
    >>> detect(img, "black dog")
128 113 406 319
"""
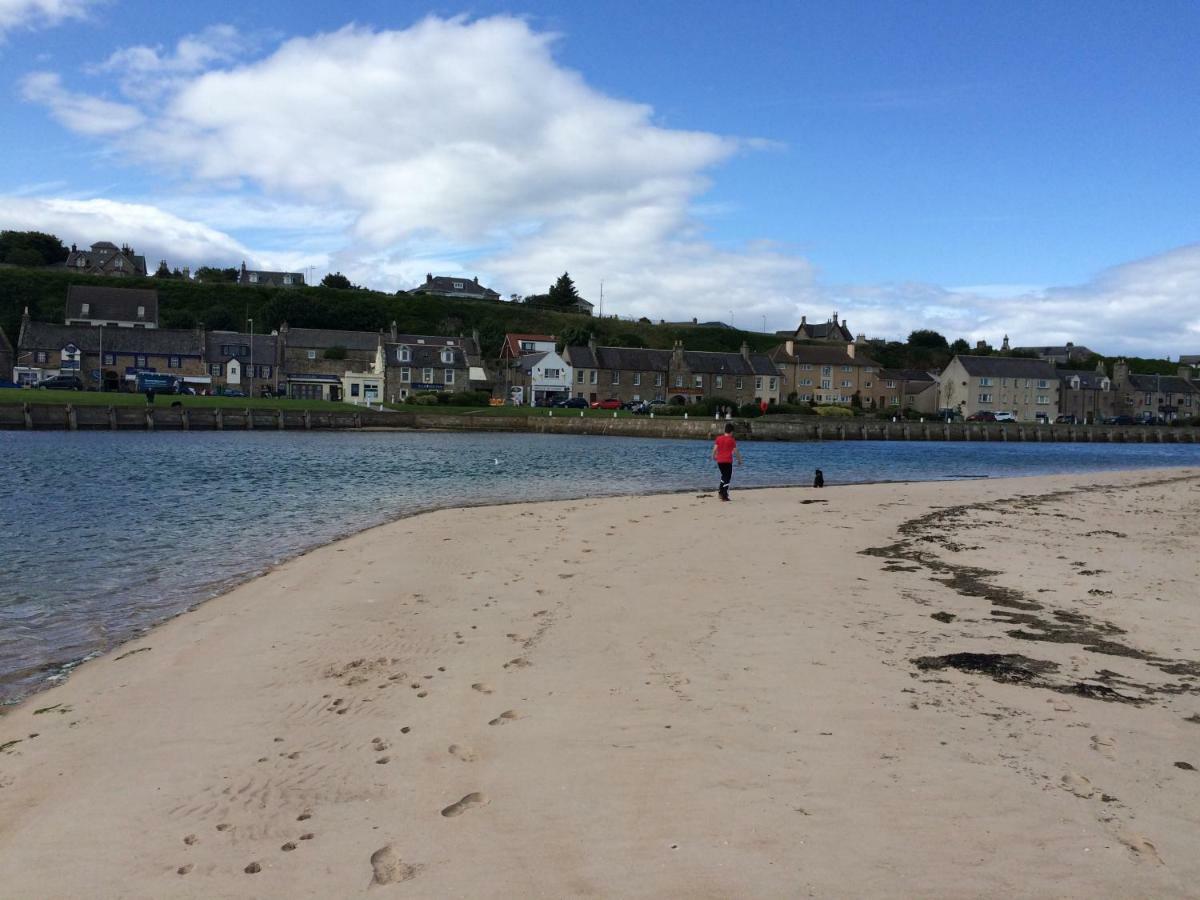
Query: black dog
813 468 824 488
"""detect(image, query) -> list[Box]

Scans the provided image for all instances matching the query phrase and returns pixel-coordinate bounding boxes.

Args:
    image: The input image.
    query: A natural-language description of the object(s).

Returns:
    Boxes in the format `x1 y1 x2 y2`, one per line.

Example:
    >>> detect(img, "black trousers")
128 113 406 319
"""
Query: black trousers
717 461 733 495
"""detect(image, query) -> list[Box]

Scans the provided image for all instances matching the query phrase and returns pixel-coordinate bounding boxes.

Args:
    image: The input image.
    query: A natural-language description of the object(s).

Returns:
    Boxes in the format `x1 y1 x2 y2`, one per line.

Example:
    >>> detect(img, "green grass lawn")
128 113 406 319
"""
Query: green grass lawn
0 388 357 412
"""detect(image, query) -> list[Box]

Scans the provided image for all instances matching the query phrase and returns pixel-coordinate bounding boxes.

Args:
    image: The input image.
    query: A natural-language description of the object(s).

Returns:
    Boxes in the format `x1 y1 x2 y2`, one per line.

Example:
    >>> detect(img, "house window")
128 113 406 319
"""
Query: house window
885 380 896 388
769 377 777 391
589 371 597 384
611 370 620 385
576 370 584 384
115 258 124 269
135 355 148 367
35 350 48 364
520 341 535 351
283 275 293 285
841 379 853 388
864 380 872 389
453 281 463 289
863 367 875 374
1144 393 1152 406
259 366 272 378
674 375 683 388
655 373 663 387
842 365 852 372
398 347 411 362
307 350 317 360
978 393 992 403
1037 379 1048 388
715 375 723 389
249 273 258 283
820 379 832 389
633 373 641 386
441 350 454 364
445 369 455 385
799 378 813 386
1000 378 1008 387
694 375 703 388
81 303 90 315
136 305 145 317
800 364 813 371
755 376 763 390
1036 395 1049 405
351 383 361 397
735 377 743 390
545 368 560 378
422 368 434 383
400 368 410 382
821 366 832 375
209 364 222 377
979 377 992 387
168 356 181 368
103 353 115 365
890 397 900 407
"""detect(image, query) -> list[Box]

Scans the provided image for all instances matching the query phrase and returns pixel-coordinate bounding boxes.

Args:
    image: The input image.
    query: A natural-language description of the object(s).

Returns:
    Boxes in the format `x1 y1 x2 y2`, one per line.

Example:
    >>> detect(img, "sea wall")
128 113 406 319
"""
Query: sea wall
1 402 1198 443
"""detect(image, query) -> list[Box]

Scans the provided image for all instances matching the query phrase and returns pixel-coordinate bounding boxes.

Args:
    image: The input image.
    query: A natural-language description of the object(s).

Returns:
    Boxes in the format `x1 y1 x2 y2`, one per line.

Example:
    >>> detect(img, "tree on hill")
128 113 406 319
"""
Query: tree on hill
547 272 583 309
194 266 239 283
559 324 592 348
907 329 949 350
950 338 971 354
154 260 184 279
321 271 353 289
0 230 68 267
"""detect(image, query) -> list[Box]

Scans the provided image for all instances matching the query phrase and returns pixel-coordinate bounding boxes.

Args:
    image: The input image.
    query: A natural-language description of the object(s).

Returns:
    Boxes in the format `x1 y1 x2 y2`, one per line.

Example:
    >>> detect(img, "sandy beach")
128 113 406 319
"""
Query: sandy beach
1 468 1199 898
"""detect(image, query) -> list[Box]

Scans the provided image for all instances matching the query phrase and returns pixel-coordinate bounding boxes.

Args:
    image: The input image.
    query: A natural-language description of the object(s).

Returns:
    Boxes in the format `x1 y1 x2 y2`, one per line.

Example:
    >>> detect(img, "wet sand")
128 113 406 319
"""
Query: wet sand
1 468 1199 898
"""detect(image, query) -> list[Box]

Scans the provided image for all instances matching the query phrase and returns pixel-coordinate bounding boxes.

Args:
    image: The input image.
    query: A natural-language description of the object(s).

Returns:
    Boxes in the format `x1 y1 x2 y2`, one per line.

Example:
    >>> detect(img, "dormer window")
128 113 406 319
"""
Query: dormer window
283 275 293 285
397 347 411 362
137 305 145 318
114 258 123 269
453 281 464 289
249 273 258 283
441 350 454 364
81 303 90 315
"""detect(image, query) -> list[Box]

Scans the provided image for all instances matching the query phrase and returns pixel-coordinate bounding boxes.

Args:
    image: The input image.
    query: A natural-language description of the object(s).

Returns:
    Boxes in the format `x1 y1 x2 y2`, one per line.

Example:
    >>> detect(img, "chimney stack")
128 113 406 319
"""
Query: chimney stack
785 339 795 357
846 342 856 359
390 320 398 342
426 273 432 284
740 341 750 362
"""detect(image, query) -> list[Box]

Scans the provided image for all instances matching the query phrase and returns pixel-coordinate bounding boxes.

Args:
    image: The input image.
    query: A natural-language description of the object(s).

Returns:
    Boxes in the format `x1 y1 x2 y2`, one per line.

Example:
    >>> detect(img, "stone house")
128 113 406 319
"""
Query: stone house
789 312 854 344
563 339 779 406
204 331 282 396
1011 341 1095 365
408 274 501 301
65 285 158 328
1056 367 1114 423
15 313 205 389
938 356 1060 420
278 324 383 400
770 341 883 408
876 369 939 414
1111 360 1199 421
384 333 476 402
237 261 305 287
62 241 147 278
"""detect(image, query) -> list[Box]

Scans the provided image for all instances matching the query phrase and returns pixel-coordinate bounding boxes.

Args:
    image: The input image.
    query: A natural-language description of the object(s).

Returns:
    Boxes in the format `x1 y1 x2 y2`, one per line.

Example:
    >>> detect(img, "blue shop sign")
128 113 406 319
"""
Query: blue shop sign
125 366 157 375
410 382 440 390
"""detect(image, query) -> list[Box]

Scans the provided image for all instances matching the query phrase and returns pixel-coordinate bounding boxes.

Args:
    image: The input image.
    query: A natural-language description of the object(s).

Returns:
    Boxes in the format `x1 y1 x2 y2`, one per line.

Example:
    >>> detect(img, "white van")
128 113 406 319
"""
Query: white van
994 411 1017 422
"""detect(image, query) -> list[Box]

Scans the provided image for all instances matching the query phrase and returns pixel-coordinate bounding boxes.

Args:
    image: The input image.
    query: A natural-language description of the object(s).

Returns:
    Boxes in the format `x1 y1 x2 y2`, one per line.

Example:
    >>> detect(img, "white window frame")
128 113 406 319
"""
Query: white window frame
307 350 317 360
445 369 455 385
400 367 411 383
694 374 703 388
978 393 992 403
422 367 434 383
398 347 411 362
714 375 723 388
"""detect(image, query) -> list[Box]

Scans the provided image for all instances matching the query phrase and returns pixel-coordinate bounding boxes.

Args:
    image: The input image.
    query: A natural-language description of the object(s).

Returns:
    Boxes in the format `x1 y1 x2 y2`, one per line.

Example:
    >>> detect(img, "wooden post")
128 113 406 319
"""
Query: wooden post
108 405 117 430
215 408 224 431
277 408 285 430
145 408 155 431
66 404 77 431
245 408 254 430
304 409 311 430
181 409 190 431
23 403 32 430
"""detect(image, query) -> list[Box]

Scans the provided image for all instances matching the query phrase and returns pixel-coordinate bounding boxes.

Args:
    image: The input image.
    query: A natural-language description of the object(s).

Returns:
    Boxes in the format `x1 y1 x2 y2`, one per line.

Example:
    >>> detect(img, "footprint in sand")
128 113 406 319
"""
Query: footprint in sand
371 845 420 885
376 756 391 765
216 823 232 832
504 657 531 670
1091 735 1117 759
471 682 494 694
177 864 193 875
297 810 312 822
449 744 478 762
1061 771 1095 798
282 841 297 852
488 710 521 726
440 792 488 817
244 862 262 874
1118 832 1164 864
372 738 390 752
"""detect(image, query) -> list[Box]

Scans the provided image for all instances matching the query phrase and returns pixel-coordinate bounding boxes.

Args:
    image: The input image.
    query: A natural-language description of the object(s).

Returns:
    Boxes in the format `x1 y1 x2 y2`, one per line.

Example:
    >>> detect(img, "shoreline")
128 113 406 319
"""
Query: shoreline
2 468 1199 897
1 461 1188 709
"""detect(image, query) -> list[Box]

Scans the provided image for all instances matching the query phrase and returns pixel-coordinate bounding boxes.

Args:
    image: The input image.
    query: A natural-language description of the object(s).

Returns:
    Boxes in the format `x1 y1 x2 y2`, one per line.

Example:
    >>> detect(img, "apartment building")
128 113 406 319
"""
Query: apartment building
939 356 1060 420
770 341 882 407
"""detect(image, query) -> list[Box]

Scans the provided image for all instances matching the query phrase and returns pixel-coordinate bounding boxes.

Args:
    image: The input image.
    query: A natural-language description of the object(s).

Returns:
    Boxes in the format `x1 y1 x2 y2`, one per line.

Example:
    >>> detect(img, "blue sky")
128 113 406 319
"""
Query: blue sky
2 0 1198 355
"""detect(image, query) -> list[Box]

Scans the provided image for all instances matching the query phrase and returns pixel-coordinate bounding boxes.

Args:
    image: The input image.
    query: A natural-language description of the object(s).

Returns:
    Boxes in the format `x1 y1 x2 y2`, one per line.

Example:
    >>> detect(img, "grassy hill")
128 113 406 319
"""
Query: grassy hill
0 267 782 358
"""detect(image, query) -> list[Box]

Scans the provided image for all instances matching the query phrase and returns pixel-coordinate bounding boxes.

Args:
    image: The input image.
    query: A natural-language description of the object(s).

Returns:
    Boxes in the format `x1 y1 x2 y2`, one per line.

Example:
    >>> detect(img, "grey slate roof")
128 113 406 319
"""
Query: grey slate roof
565 345 670 371
204 331 279 364
770 344 880 367
683 350 778 377
19 321 203 355
515 351 551 374
65 285 158 324
409 275 500 299
953 355 1058 379
1014 344 1094 360
239 268 304 287
1057 370 1110 390
283 327 381 352
878 368 936 383
385 342 469 368
1126 374 1199 394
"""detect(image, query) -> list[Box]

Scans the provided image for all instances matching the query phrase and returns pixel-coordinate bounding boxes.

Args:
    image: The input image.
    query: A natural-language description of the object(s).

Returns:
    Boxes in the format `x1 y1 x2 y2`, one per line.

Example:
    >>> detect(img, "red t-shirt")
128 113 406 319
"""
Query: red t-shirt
714 433 737 464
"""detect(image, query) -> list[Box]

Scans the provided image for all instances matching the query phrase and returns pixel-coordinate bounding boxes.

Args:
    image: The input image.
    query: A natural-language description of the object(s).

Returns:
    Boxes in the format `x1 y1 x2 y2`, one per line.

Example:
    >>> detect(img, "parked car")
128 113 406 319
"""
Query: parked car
592 398 622 410
38 375 84 391
993 411 1017 422
965 411 996 422
1054 414 1079 424
629 401 650 414
560 397 589 409
1102 415 1135 426
936 407 962 421
216 387 247 398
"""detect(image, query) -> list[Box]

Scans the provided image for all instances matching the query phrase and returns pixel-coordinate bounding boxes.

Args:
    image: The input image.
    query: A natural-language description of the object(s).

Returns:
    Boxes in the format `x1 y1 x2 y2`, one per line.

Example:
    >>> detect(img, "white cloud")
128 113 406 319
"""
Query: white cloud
17 15 1200 357
0 196 327 273
0 0 94 39
20 71 143 135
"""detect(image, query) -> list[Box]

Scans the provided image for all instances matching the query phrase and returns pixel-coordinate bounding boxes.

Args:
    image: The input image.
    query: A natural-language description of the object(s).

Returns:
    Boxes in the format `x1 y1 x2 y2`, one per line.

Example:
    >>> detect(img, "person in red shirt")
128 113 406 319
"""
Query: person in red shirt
711 423 743 501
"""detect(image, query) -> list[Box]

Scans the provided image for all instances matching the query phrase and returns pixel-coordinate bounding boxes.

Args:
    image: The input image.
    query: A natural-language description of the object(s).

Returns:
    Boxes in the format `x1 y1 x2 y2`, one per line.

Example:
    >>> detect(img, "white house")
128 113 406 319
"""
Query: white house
512 350 572 406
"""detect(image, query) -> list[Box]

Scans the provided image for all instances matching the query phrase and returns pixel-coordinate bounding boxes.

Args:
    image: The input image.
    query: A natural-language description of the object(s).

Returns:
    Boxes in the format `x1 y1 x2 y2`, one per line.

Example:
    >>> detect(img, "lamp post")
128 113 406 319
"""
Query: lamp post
249 318 254 399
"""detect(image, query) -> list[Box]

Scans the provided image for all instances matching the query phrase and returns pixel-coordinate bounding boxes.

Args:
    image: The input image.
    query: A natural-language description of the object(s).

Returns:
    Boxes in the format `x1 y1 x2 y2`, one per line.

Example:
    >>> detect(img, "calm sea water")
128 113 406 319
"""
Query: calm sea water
2 430 1198 704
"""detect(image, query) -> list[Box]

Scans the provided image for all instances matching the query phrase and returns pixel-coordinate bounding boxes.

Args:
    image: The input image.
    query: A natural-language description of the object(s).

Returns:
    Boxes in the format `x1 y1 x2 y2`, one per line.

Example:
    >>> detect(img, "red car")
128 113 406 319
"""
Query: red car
965 411 996 422
592 398 622 410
